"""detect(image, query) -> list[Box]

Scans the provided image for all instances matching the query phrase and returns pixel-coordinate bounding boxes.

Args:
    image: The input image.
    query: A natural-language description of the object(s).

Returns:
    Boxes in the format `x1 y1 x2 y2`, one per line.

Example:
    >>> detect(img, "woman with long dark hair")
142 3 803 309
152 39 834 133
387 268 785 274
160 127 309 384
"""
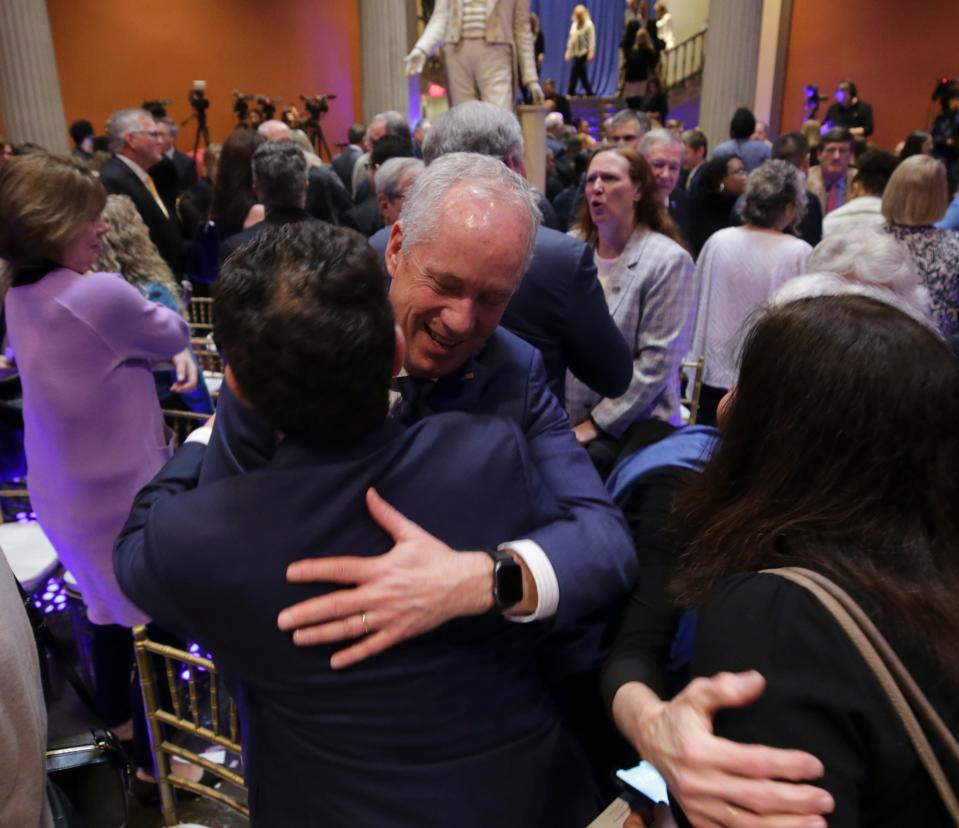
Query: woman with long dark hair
209 128 266 242
673 295 959 825
610 295 959 827
566 146 695 475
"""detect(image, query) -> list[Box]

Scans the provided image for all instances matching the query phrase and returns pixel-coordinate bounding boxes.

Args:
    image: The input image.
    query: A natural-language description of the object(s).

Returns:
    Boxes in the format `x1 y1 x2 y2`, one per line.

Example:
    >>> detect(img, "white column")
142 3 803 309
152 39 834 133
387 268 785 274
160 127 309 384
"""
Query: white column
360 0 419 124
698 0 764 148
0 0 69 153
753 0 792 138
517 104 549 192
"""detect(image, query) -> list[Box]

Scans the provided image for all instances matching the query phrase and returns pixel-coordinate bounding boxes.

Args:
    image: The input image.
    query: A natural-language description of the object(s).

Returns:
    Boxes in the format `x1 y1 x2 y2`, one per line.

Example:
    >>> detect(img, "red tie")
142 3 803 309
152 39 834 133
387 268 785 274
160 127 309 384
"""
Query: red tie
826 181 839 214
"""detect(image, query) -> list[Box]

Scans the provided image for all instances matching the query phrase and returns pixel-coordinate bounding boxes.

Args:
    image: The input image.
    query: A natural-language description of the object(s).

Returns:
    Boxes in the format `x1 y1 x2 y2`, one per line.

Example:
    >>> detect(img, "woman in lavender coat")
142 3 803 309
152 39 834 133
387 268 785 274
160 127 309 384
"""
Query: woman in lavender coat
0 154 193 731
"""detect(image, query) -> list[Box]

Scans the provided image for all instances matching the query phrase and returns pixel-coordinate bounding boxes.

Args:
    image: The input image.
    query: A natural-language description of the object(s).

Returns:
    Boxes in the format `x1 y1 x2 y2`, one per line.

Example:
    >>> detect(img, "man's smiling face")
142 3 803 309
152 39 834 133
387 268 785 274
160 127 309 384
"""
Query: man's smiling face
386 184 528 379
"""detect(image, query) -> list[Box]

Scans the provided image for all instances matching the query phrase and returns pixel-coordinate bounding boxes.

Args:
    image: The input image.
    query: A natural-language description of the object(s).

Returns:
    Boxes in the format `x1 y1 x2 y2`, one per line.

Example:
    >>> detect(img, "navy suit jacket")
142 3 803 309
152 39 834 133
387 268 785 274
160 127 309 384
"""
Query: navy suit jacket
200 328 636 628
100 156 184 276
115 416 597 827
369 224 631 402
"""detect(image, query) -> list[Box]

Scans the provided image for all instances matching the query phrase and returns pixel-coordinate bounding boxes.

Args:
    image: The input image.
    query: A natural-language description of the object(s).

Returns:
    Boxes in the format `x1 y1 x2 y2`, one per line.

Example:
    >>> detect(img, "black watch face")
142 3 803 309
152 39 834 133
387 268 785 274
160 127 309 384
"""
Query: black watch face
495 559 524 609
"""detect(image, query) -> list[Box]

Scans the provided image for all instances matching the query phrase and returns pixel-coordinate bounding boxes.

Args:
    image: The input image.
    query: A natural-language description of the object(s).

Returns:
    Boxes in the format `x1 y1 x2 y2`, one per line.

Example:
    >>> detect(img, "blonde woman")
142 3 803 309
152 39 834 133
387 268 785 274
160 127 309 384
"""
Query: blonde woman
654 2 674 49
96 194 213 413
565 5 595 96
882 155 959 337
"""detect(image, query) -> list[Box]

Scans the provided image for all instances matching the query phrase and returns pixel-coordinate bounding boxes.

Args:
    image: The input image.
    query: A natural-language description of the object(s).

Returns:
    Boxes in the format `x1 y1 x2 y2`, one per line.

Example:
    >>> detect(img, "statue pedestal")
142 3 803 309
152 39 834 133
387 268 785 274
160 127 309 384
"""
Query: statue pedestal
516 104 550 194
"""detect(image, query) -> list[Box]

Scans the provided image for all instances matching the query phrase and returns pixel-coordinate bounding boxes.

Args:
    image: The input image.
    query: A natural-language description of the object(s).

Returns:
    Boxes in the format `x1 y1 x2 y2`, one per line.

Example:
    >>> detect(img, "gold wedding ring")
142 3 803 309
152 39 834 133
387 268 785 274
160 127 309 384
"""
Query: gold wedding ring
726 804 739 821
361 611 370 635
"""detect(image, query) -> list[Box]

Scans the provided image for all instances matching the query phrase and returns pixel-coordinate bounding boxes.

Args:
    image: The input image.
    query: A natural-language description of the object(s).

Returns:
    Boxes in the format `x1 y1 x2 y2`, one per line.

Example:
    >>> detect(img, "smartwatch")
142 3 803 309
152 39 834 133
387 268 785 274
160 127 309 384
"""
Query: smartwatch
484 547 523 612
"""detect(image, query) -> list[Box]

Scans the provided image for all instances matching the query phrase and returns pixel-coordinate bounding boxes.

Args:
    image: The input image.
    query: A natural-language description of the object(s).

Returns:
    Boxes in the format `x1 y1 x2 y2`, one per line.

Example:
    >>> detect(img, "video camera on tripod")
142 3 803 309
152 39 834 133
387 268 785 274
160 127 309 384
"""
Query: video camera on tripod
300 94 336 120
299 94 337 161
185 80 210 152
255 95 279 122
232 90 254 125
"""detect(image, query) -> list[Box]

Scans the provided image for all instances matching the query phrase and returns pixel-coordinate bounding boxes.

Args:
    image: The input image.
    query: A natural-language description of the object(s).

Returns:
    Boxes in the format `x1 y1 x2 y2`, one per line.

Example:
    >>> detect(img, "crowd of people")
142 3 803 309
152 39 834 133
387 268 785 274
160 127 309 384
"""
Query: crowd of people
0 64 958 828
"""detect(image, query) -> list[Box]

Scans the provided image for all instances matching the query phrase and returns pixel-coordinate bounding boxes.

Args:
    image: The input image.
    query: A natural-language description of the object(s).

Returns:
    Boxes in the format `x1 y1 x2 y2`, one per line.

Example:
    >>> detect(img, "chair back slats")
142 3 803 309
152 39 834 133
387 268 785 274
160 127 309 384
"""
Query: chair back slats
162 409 210 449
187 297 214 334
133 626 248 824
680 356 706 425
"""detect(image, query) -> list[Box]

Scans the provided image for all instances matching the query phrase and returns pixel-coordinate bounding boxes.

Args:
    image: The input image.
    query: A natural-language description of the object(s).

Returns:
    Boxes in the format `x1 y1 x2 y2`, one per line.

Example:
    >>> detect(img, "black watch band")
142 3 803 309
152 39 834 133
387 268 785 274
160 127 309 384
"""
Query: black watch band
483 547 523 612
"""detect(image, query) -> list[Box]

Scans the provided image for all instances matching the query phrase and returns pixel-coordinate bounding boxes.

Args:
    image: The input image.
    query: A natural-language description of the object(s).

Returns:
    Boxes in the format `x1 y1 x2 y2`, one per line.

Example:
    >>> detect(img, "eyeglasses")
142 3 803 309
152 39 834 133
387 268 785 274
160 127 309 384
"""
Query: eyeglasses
386 192 406 203
131 130 163 139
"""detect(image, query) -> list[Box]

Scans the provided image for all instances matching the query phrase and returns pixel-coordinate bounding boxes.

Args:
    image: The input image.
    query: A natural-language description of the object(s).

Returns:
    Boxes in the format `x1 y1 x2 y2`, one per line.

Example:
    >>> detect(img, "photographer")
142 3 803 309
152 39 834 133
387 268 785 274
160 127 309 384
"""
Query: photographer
931 82 959 192
823 80 874 138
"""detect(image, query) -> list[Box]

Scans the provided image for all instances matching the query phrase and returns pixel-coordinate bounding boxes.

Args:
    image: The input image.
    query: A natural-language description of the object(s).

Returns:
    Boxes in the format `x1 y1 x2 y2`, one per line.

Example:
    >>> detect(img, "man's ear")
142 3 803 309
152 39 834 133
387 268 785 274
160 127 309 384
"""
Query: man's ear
392 324 406 377
224 364 253 407
376 192 390 218
385 221 404 279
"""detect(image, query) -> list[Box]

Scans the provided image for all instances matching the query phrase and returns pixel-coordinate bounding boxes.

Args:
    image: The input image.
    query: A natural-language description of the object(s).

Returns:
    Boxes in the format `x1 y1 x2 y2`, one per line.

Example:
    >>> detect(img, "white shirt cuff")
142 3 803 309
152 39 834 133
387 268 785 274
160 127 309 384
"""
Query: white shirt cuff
499 539 559 622
184 426 213 446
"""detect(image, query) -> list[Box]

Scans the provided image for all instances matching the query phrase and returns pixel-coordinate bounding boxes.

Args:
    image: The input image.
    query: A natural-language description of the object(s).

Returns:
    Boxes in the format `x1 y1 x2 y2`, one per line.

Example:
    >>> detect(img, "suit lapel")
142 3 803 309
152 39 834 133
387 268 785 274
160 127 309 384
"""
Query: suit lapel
604 231 648 318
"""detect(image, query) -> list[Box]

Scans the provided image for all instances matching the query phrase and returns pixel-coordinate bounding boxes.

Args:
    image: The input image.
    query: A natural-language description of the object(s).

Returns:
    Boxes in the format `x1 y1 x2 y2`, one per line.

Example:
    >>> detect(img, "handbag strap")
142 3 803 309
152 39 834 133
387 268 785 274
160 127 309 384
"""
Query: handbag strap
763 566 959 825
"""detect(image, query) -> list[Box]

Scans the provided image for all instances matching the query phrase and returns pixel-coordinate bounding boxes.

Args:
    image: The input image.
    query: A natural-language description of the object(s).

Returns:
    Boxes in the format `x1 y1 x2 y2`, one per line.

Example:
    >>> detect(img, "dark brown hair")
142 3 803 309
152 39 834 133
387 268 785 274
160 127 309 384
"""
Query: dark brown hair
575 145 679 246
210 129 265 220
672 296 959 681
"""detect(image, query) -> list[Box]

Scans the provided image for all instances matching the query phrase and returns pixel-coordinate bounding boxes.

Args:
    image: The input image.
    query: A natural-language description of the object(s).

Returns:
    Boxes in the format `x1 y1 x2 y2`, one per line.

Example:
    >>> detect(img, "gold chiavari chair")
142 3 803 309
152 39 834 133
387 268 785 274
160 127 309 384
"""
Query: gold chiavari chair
161 409 210 448
187 296 214 336
132 626 247 826
680 356 705 425
190 336 225 401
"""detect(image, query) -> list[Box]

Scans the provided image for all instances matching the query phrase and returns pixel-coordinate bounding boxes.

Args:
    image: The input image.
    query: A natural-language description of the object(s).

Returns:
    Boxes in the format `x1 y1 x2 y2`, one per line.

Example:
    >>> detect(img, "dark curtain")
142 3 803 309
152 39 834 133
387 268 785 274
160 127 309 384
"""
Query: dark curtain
530 0 624 97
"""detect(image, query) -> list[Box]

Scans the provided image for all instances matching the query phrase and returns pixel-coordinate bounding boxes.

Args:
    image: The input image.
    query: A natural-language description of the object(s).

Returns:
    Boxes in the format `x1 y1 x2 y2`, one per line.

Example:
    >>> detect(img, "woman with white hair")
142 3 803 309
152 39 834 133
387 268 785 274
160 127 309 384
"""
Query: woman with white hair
774 226 930 326
689 159 811 423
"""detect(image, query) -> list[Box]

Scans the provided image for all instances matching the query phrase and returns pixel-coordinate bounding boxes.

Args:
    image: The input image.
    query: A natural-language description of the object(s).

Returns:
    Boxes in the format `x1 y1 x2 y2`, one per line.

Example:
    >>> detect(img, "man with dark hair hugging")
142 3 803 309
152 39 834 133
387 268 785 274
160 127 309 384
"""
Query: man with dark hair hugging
113 221 599 827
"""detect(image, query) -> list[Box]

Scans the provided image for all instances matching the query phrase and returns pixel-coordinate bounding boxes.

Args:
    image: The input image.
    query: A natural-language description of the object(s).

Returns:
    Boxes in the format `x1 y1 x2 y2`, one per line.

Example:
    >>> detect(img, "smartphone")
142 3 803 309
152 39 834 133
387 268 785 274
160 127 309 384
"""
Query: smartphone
616 760 670 806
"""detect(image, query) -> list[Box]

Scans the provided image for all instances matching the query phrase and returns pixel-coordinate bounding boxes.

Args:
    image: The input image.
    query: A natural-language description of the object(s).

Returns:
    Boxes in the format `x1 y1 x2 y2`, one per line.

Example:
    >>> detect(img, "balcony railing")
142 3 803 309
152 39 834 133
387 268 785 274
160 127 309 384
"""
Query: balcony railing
663 26 707 88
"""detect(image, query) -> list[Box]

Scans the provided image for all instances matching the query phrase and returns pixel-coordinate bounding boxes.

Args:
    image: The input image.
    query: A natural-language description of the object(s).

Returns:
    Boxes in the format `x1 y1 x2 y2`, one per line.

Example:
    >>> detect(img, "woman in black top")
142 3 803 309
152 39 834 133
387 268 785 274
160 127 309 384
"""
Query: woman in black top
687 154 745 256
639 77 668 124
609 296 959 827
623 29 659 111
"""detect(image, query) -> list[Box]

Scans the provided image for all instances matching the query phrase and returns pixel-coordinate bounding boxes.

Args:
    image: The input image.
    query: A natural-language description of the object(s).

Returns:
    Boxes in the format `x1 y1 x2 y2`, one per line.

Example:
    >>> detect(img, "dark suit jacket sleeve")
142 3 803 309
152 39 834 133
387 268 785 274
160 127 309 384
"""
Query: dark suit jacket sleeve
199 383 277 484
113 442 206 637
519 347 637 624
559 239 633 398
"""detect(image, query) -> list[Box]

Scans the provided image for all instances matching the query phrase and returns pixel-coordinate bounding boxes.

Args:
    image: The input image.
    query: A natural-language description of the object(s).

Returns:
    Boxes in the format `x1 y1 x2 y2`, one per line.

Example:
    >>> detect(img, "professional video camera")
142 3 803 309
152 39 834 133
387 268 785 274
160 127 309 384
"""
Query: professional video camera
803 83 829 120
186 80 210 151
255 95 278 122
232 90 254 124
933 77 959 108
142 99 172 119
300 94 336 120
299 94 337 161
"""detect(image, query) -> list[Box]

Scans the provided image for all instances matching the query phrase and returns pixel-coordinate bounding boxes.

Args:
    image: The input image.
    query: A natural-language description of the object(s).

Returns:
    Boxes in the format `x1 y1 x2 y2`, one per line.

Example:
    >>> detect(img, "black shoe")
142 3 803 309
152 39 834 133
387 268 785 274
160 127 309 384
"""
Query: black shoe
131 768 222 806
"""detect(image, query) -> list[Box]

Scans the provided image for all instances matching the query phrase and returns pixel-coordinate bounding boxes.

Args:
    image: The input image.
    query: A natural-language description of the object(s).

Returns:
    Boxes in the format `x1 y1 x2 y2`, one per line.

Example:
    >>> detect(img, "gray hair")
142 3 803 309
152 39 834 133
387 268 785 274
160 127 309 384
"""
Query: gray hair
422 101 524 166
374 157 424 197
107 108 151 152
771 273 933 330
257 120 291 141
370 110 411 141
610 108 652 134
158 116 179 137
399 152 541 269
740 159 807 228
545 111 565 131
806 226 928 310
638 127 682 155
251 141 308 208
